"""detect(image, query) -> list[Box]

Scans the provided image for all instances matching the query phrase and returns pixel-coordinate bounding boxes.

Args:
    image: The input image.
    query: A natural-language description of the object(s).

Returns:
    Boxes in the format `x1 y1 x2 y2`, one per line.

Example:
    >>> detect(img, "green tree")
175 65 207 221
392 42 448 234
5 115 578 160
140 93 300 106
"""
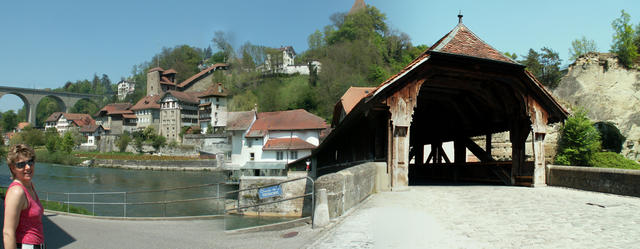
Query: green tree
0 135 5 160
211 31 235 63
45 128 59 153
133 136 145 153
13 125 45 147
520 48 562 89
151 135 166 152
503 52 518 60
555 109 601 166
0 110 18 132
60 132 75 154
206 123 214 134
611 10 638 68
117 132 131 152
569 36 598 61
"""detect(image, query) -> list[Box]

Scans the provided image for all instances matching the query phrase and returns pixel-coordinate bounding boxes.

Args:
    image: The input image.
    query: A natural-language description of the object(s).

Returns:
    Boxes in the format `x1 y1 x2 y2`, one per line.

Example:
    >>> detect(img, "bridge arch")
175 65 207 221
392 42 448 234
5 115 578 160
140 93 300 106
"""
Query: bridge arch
0 86 101 127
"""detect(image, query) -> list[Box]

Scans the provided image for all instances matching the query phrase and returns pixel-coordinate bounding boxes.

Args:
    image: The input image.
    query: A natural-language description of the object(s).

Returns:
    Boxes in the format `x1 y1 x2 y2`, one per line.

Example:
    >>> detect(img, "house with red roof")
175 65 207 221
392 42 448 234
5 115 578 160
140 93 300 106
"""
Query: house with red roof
228 109 327 170
94 103 136 134
44 112 96 134
131 95 162 131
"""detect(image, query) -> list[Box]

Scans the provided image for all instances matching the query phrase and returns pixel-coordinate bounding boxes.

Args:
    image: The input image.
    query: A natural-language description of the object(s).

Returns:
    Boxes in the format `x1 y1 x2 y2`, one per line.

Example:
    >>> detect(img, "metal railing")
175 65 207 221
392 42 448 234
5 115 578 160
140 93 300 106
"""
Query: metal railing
32 183 228 218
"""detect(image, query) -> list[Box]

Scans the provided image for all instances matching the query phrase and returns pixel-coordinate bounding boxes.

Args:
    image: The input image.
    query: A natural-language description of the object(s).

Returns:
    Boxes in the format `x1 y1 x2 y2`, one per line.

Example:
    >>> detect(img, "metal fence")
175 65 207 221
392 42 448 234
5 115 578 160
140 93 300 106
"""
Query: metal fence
33 183 228 218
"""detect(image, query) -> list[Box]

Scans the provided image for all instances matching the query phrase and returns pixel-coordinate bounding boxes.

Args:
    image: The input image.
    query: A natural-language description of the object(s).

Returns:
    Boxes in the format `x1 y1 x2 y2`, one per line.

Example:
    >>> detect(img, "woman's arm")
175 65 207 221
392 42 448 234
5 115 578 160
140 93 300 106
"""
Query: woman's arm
3 185 26 249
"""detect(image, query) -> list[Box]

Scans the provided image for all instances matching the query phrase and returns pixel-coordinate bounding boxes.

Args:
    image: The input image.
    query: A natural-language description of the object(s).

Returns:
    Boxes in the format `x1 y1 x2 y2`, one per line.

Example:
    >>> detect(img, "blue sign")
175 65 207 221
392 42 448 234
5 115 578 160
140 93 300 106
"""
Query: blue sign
258 185 283 199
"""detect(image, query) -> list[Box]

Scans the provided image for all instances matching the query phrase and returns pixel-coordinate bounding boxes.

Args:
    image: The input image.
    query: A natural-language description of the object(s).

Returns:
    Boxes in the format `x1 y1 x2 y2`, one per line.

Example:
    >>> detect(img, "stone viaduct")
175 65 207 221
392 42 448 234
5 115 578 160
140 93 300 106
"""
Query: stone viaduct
0 86 101 126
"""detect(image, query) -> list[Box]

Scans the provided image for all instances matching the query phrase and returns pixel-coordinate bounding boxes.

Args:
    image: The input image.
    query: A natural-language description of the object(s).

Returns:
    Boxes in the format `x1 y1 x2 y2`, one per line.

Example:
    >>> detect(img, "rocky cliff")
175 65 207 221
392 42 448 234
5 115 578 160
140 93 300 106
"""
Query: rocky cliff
553 52 640 161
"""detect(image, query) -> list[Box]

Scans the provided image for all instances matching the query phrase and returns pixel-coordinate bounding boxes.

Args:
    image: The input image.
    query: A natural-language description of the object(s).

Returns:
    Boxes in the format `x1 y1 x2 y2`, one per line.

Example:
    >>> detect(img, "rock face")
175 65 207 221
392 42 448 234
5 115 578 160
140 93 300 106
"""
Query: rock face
553 52 640 161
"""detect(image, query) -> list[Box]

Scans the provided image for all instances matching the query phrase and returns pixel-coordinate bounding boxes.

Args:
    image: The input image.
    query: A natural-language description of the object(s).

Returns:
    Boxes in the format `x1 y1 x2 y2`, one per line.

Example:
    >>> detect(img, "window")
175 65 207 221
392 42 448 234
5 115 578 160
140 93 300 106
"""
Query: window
276 151 284 160
216 104 219 109
247 139 252 147
290 151 298 160
250 153 255 161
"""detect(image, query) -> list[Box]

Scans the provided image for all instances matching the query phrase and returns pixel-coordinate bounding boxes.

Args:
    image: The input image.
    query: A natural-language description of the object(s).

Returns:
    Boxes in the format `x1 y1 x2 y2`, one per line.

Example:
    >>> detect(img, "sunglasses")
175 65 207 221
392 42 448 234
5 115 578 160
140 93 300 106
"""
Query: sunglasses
15 159 34 169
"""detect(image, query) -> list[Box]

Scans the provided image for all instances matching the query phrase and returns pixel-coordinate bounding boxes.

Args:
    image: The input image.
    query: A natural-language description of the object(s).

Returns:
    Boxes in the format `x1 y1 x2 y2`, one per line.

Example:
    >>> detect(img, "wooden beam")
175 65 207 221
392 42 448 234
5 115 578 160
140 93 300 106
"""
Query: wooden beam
463 137 495 162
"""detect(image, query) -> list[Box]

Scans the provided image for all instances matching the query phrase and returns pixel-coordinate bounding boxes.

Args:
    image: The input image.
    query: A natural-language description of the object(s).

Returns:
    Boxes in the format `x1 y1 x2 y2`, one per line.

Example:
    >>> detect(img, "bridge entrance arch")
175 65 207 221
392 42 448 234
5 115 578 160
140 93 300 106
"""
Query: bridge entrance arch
312 19 568 190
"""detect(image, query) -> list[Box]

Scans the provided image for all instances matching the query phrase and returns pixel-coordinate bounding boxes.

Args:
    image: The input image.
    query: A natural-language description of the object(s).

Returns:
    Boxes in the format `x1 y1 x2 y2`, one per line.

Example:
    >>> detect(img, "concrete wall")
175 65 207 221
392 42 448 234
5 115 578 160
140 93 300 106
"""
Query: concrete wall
547 165 640 197
235 172 311 217
314 162 389 219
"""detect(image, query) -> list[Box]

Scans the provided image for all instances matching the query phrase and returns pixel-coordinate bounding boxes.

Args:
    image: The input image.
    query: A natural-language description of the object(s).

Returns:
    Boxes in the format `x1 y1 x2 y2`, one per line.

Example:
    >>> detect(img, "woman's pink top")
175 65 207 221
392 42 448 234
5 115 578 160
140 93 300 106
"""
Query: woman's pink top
7 181 44 245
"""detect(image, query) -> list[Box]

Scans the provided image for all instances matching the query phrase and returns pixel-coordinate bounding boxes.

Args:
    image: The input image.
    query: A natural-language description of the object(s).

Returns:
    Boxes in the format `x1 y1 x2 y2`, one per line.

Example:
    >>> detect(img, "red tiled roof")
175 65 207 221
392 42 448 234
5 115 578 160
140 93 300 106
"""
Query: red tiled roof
429 22 516 64
96 103 133 116
177 63 228 88
245 130 267 138
198 83 228 97
263 137 316 151
131 95 161 111
160 76 175 85
79 124 103 133
148 67 164 73
341 87 376 114
248 109 327 135
63 113 95 127
46 112 64 122
227 111 256 131
162 69 177 75
162 90 200 104
17 122 30 130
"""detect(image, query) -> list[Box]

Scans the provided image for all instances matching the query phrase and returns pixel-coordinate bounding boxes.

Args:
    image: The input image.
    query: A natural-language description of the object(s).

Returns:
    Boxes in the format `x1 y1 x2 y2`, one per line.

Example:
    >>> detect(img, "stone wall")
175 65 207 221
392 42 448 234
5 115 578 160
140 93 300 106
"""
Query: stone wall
183 134 231 156
470 124 561 163
314 162 387 219
547 165 640 197
235 172 311 217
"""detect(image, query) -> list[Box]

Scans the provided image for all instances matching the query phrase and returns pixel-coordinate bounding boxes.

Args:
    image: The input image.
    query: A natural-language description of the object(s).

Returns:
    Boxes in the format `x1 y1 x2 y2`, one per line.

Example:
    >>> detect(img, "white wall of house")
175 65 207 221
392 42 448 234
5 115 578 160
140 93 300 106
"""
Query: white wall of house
261 150 311 162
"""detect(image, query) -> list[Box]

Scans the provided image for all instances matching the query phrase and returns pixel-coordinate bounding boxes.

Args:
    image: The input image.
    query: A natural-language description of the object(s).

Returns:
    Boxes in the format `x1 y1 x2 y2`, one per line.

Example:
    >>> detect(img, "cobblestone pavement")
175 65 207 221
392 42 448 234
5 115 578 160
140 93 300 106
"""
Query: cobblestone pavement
310 184 640 249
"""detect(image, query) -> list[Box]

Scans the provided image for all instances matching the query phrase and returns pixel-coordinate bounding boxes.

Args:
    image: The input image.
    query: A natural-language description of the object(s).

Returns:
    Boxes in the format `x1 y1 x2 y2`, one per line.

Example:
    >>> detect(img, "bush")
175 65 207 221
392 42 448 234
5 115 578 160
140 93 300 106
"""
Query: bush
117 133 131 152
35 150 83 165
40 200 94 215
555 109 601 166
589 152 640 170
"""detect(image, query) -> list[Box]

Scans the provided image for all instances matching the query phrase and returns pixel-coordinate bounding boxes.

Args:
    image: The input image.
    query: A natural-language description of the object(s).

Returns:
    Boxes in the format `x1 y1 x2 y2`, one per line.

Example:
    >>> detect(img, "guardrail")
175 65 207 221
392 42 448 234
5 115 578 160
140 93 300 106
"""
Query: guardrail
18 183 229 218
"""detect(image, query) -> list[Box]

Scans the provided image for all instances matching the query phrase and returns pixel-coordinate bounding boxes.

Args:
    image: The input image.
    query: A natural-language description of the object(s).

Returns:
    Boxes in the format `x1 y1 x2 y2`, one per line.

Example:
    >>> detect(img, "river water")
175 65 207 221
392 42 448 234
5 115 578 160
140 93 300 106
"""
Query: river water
0 161 233 217
0 161 298 229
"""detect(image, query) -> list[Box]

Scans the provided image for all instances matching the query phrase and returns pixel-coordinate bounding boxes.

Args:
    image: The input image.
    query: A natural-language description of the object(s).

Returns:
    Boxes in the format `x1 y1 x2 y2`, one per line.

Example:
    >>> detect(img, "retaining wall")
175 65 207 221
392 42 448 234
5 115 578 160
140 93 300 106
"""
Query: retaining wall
547 165 640 197
314 162 388 219
94 159 218 170
235 172 311 217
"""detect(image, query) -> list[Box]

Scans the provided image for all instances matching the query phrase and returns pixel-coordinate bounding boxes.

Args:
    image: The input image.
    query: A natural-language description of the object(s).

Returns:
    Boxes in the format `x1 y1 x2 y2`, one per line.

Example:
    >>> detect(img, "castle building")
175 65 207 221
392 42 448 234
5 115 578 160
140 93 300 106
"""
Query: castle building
198 83 228 133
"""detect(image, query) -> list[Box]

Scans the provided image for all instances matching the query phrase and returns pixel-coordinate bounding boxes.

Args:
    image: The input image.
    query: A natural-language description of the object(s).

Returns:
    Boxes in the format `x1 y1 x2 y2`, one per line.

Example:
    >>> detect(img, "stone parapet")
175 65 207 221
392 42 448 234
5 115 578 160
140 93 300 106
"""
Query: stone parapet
547 165 640 197
94 159 217 169
314 162 385 219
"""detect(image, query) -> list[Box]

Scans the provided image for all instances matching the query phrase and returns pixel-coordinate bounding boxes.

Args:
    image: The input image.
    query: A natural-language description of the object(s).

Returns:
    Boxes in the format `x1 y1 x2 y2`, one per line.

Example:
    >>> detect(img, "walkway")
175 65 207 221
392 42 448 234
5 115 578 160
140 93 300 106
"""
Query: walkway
6 184 639 248
311 184 640 249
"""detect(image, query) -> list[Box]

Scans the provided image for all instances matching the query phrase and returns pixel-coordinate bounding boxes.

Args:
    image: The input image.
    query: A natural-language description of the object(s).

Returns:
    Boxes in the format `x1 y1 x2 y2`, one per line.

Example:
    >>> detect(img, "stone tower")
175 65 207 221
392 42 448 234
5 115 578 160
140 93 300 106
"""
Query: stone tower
146 67 163 96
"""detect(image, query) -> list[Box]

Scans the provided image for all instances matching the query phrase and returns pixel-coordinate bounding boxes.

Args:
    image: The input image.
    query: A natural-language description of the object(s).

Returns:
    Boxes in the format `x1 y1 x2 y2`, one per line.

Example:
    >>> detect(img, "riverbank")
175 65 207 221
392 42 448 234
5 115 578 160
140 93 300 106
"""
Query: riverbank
92 158 221 171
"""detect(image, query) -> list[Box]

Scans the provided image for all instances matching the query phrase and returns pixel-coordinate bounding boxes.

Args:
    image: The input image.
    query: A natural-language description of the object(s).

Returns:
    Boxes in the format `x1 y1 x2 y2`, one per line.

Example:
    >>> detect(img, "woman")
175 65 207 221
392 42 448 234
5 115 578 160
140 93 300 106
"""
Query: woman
3 144 45 249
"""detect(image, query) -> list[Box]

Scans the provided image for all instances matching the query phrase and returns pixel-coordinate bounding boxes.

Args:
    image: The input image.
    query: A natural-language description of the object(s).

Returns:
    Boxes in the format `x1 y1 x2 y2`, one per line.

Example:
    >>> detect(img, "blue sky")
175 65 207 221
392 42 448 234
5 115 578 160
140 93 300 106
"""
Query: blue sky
0 0 638 112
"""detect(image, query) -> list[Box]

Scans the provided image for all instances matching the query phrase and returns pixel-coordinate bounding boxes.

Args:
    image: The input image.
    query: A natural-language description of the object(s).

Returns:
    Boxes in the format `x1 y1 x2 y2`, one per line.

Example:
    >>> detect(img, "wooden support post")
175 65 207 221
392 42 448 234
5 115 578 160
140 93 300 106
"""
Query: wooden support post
510 120 529 186
416 143 424 166
454 139 466 164
485 134 492 157
463 137 495 162
439 144 451 164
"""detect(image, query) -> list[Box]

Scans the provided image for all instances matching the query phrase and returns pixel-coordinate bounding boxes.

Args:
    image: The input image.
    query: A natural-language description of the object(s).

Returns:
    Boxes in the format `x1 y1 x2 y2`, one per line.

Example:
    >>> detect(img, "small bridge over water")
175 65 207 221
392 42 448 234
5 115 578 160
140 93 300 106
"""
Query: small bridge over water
0 85 101 126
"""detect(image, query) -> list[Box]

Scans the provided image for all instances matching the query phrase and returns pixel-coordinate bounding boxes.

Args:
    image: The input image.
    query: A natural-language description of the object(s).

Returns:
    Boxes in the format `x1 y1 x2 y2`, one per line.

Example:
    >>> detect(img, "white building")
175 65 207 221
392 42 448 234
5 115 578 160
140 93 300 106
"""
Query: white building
44 112 95 134
227 109 327 169
262 46 321 75
117 80 135 100
198 83 228 133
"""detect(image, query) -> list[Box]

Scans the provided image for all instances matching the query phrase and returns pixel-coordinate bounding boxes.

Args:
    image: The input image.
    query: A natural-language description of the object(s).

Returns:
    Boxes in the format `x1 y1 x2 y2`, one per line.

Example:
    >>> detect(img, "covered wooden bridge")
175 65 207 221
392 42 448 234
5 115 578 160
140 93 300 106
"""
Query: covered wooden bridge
311 16 568 190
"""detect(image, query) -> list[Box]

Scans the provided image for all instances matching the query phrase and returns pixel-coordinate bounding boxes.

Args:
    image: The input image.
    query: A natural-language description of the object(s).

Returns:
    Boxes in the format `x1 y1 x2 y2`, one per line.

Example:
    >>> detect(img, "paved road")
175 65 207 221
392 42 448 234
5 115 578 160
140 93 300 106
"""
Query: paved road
311 184 640 249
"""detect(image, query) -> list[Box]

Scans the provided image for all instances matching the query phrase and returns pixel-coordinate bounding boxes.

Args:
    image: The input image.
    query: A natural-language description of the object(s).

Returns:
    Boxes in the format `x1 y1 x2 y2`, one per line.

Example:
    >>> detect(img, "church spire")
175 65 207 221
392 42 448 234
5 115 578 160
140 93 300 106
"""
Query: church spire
348 0 366 15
